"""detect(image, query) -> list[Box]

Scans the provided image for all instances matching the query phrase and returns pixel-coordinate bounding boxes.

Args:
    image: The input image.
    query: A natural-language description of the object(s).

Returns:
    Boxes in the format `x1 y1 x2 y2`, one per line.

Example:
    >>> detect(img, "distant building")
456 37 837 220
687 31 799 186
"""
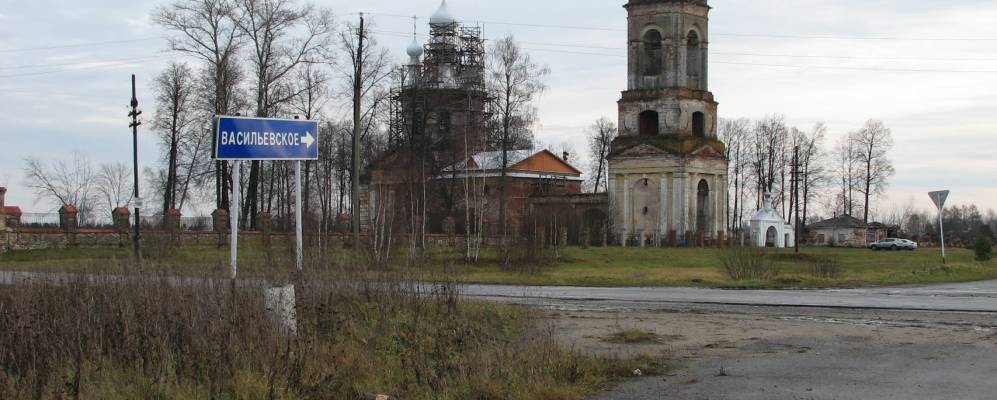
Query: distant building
362 2 588 238
806 215 889 247
607 0 728 246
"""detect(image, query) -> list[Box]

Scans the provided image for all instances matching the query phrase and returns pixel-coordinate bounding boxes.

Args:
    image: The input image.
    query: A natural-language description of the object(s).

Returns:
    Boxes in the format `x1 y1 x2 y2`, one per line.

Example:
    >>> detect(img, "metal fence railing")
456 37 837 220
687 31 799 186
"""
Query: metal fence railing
19 213 60 228
16 212 215 231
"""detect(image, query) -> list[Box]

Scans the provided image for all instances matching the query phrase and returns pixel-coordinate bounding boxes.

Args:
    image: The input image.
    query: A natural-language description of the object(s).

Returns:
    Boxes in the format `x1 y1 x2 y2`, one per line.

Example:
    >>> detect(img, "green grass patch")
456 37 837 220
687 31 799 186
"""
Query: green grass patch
602 329 662 345
436 246 996 289
2 243 994 289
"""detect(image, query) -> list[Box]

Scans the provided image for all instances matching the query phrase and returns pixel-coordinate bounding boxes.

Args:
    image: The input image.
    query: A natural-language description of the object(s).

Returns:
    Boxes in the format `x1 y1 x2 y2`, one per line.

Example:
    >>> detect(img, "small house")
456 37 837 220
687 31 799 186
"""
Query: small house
806 215 887 248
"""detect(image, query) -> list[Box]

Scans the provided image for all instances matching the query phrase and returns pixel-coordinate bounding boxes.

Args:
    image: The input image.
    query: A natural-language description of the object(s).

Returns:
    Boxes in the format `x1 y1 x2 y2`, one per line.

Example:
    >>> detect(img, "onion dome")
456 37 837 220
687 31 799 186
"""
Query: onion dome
406 38 423 64
429 0 456 26
406 38 423 59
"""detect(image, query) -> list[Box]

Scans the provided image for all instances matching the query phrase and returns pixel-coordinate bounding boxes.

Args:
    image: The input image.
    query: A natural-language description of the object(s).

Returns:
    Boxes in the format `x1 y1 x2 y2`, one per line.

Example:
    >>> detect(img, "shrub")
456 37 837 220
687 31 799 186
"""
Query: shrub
719 246 778 281
975 235 993 262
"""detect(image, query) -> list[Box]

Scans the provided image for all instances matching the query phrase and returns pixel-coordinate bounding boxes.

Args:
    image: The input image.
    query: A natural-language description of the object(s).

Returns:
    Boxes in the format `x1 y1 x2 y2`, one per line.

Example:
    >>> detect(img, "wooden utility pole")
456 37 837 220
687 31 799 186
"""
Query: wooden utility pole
793 145 800 253
128 74 143 268
352 13 364 253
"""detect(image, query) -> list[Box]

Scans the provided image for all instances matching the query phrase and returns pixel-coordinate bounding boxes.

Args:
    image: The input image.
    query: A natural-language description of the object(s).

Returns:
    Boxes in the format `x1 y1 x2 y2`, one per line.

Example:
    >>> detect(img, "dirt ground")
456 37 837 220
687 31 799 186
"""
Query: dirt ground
545 304 997 400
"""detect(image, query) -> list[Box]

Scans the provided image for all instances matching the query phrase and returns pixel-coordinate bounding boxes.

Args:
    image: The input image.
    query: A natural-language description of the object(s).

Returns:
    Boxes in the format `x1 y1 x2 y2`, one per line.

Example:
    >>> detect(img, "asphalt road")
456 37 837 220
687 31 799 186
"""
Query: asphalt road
459 280 997 313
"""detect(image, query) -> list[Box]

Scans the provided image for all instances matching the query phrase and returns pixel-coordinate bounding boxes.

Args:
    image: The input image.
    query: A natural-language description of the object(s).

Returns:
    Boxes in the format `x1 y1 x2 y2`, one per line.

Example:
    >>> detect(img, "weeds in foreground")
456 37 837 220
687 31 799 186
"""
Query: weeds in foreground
809 256 843 279
0 268 623 399
719 246 779 281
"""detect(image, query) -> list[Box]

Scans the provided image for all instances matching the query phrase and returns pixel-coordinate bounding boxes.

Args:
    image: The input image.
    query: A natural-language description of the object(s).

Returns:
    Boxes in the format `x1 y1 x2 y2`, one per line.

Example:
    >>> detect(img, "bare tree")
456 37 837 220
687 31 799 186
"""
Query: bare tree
152 62 198 214
853 119 896 223
586 117 617 194
832 132 860 217
335 17 392 235
22 153 98 221
797 122 828 225
291 62 331 223
232 0 333 229
718 118 751 231
749 115 788 209
486 35 550 237
154 0 245 211
95 163 134 214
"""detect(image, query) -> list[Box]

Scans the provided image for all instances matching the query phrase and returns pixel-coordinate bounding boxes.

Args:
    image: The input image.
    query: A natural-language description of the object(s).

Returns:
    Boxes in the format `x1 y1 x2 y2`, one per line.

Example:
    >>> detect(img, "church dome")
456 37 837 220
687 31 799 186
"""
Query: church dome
750 192 785 223
429 0 456 25
406 37 423 59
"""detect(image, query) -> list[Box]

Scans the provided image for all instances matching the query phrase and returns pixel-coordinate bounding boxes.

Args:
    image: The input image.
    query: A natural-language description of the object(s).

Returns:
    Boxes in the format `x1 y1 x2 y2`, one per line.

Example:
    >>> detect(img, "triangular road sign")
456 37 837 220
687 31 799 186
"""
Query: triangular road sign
929 190 949 210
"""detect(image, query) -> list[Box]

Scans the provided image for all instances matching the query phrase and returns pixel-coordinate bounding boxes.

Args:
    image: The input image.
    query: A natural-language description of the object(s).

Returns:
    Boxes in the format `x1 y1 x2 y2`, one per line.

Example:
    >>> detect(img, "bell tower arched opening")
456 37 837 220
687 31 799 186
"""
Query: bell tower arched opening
639 111 659 136
687 30 702 89
692 111 705 137
642 29 663 77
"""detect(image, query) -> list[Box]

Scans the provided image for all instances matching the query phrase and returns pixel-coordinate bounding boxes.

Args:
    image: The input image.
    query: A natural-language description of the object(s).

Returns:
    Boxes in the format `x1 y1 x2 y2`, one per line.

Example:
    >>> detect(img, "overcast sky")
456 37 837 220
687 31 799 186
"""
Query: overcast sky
1 0 995 218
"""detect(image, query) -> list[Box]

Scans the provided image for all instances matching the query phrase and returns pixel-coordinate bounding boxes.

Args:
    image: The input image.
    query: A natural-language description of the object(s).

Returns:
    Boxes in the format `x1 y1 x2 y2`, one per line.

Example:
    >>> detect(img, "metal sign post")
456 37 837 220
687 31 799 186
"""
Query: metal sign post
929 190 950 265
214 116 319 278
230 161 240 279
294 160 303 271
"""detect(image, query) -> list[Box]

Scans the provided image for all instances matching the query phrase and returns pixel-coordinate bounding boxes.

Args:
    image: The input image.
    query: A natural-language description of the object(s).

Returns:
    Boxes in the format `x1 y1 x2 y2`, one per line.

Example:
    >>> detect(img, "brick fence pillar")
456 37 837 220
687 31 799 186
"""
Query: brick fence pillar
258 212 272 248
212 209 229 248
4 208 21 230
165 208 182 243
0 187 6 230
59 204 79 246
113 207 130 246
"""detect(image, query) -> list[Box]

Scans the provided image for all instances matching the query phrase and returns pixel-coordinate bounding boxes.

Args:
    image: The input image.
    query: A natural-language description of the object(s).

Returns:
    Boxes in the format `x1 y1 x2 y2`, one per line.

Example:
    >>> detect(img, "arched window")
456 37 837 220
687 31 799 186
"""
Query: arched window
687 30 702 87
696 179 709 233
642 30 662 76
639 111 659 136
692 112 705 137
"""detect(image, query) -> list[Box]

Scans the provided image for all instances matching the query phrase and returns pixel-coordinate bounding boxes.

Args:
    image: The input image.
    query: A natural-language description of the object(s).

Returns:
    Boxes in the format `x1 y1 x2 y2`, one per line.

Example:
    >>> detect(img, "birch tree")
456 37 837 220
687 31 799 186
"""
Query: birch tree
486 35 549 237
154 0 244 211
853 119 895 223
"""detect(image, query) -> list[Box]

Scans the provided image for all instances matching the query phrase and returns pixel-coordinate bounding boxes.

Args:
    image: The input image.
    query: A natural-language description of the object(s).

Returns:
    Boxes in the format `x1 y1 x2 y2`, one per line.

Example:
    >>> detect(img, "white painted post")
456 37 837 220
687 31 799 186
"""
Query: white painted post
230 160 240 279
295 161 303 271
939 210 946 264
929 191 949 265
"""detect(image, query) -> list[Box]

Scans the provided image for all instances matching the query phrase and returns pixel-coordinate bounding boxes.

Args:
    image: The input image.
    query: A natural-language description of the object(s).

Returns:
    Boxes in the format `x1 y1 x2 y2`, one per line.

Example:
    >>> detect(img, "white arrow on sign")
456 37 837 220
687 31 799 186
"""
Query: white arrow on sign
301 132 315 148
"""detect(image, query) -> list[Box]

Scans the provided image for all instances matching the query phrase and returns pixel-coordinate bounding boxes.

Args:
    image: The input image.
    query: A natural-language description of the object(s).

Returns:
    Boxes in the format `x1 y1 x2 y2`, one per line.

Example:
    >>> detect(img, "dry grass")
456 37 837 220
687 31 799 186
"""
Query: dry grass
719 246 779 281
0 261 624 399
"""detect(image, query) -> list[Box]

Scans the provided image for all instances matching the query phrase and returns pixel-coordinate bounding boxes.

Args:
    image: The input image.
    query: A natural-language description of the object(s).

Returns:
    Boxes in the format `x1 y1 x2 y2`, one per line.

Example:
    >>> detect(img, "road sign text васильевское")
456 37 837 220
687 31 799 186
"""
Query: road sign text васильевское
214 116 319 160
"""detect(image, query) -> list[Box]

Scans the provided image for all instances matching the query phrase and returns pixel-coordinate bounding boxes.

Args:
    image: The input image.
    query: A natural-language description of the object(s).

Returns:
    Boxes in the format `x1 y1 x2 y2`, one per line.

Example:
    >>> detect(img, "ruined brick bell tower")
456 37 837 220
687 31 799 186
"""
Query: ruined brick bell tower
608 0 728 245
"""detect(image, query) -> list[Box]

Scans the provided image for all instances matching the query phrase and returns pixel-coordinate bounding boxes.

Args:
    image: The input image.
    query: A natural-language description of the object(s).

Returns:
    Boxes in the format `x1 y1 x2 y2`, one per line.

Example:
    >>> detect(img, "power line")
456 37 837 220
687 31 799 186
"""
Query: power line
361 12 997 41
0 52 170 70
0 37 163 53
712 61 997 74
0 56 170 79
370 30 997 64
371 31 997 73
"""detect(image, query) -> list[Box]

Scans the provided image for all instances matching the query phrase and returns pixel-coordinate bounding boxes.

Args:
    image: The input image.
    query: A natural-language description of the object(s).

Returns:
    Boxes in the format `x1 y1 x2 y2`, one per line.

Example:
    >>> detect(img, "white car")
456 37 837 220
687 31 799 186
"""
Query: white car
869 238 917 251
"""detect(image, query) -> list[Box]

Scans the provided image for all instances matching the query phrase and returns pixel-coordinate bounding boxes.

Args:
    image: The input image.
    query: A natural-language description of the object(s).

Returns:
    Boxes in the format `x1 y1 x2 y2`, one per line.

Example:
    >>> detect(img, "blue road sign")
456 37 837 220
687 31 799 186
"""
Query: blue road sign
214 116 319 160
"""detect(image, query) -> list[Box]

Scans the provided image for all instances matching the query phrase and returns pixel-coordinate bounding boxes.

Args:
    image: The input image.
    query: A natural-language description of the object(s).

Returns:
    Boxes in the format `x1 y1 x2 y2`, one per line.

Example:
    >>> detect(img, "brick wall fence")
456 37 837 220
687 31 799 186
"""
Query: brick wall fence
0 204 511 254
